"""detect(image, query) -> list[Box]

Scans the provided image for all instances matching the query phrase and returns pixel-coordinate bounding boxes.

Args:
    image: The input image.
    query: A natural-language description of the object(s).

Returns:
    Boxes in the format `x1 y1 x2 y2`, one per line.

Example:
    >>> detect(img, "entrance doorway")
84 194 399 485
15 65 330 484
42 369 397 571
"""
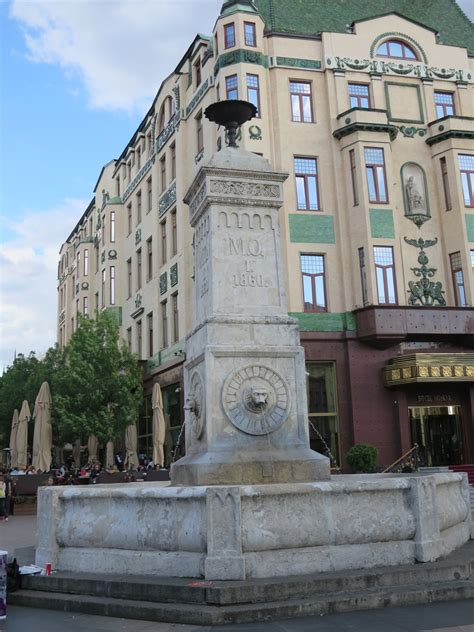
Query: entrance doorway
409 406 464 466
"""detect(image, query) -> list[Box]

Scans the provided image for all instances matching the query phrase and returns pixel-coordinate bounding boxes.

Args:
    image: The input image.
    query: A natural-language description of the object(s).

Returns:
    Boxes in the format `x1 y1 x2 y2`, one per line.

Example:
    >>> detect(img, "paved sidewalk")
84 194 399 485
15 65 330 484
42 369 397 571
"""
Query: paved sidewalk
0 515 36 564
2 600 474 631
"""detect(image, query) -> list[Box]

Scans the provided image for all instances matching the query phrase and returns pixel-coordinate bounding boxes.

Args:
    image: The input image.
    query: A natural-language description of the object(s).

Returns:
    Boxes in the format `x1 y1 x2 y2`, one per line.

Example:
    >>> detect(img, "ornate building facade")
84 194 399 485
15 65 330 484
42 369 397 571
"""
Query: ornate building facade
56 0 474 469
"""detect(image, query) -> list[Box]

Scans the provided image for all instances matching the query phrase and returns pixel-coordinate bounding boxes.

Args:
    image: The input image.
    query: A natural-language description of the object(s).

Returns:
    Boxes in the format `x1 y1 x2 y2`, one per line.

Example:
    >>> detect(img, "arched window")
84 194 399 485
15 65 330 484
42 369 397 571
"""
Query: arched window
376 39 418 60
158 96 175 133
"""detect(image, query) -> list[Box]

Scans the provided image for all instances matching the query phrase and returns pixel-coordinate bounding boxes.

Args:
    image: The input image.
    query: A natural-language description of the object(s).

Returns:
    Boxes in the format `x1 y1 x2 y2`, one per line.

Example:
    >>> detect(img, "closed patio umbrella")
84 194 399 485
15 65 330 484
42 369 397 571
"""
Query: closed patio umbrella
9 409 19 468
105 441 114 469
87 434 99 463
16 400 31 469
32 382 53 472
124 424 139 470
152 383 166 467
72 439 81 468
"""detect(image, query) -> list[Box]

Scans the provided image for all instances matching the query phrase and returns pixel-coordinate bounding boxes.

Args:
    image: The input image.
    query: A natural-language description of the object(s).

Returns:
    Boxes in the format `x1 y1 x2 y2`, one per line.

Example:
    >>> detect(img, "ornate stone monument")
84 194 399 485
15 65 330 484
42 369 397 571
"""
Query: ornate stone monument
171 101 329 486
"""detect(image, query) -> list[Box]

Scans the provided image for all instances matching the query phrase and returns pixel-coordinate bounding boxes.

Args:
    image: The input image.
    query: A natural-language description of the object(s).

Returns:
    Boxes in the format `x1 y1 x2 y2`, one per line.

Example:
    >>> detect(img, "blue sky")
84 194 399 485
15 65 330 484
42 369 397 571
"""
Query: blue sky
0 0 473 370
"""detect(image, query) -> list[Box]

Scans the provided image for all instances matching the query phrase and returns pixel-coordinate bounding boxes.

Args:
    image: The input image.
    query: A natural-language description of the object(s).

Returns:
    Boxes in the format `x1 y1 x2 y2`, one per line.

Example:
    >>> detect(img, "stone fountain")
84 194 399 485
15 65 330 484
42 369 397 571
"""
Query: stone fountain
36 101 472 582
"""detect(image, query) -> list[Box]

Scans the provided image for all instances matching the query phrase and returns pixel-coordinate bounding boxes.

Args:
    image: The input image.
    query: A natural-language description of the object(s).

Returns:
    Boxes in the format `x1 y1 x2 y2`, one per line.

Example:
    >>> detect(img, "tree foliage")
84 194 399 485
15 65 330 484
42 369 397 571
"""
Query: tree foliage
0 311 142 448
53 311 142 444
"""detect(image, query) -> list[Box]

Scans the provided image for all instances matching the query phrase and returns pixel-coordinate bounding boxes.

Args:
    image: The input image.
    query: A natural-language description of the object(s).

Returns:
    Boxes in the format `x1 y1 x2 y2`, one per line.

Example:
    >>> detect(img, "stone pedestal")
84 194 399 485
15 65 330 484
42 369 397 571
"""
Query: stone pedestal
171 148 329 486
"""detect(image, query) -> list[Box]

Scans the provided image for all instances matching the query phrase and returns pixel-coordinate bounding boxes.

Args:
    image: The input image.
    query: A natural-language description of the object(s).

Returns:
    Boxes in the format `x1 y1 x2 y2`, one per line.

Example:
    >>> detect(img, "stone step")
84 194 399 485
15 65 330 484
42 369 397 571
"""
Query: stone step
10 579 474 626
20 546 474 606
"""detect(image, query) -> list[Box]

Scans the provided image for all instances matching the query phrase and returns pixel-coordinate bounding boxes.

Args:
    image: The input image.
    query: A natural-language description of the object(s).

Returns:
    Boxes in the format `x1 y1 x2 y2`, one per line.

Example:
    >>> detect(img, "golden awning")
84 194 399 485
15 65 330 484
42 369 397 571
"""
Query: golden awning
384 353 474 387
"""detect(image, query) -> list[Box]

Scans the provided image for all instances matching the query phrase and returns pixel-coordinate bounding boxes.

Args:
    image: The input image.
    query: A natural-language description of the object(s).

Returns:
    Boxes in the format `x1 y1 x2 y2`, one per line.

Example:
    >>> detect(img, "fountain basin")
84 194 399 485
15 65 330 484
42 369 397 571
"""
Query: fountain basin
36 472 472 580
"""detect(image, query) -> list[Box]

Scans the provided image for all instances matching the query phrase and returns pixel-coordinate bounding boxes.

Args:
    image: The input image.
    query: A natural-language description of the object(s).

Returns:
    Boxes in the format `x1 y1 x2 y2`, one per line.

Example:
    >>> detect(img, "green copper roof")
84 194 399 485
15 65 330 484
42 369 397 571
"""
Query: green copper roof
253 0 474 55
221 0 258 16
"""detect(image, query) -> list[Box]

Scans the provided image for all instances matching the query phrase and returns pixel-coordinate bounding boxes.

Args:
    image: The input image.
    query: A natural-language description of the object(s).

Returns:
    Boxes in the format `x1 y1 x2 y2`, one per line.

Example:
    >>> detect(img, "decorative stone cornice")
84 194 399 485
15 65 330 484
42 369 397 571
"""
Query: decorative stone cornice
333 121 398 141
325 56 471 84
159 182 177 217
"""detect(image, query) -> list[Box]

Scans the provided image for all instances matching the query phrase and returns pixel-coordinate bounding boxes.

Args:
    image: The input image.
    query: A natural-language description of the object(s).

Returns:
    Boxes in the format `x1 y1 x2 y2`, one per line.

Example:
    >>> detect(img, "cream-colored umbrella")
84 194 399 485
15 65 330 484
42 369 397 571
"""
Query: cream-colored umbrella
16 400 31 469
105 441 114 469
152 383 166 467
72 439 81 467
9 409 19 468
32 382 53 472
87 434 99 463
124 424 139 470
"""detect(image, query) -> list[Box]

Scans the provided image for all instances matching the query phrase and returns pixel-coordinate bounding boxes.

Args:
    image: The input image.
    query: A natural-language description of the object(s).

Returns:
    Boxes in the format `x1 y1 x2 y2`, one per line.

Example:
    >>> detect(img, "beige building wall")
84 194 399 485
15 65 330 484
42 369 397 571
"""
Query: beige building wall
57 5 474 375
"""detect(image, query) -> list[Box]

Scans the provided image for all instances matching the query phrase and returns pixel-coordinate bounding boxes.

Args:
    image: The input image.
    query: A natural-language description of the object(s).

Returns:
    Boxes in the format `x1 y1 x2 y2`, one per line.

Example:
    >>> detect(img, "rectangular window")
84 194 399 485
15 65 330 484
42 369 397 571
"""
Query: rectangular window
136 191 142 225
450 252 468 307
161 301 168 349
101 269 106 308
246 74 261 117
300 254 327 312
102 215 105 245
147 177 152 212
71 316 74 333
95 292 99 313
127 161 131 181
358 247 368 306
161 221 167 265
83 296 88 316
72 274 75 300
224 23 235 49
147 131 152 154
196 111 204 153
110 211 115 242
160 156 166 192
127 203 132 235
171 211 177 256
127 258 132 298
306 362 340 467
109 266 115 305
116 176 120 197
82 249 88 276
77 251 81 278
76 298 79 317
170 143 176 181
172 293 179 343
137 145 141 170
137 249 142 290
147 237 153 282
348 83 370 109
458 154 474 207
226 74 238 100
294 157 320 210
126 327 132 351
374 246 397 304
214 32 218 56
194 58 201 87
244 21 256 46
434 91 455 118
365 147 388 203
147 312 154 358
290 81 313 123
137 320 142 358
349 149 359 206
440 157 452 211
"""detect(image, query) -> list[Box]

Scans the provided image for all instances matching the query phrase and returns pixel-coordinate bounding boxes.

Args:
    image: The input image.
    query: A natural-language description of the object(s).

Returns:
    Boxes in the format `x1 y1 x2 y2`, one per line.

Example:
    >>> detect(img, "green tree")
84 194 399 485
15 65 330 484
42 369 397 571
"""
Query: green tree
53 311 142 445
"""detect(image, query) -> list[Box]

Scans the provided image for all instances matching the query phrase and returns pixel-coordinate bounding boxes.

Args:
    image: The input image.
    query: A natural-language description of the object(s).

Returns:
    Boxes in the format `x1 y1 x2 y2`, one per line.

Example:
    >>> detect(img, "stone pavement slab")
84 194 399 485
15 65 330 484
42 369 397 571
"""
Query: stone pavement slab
0 515 36 563
2 600 474 632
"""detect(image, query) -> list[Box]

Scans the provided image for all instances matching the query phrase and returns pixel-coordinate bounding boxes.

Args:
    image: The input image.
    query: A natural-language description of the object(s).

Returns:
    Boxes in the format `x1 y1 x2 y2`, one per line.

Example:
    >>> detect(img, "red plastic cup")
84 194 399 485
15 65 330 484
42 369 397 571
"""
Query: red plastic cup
45 563 51 576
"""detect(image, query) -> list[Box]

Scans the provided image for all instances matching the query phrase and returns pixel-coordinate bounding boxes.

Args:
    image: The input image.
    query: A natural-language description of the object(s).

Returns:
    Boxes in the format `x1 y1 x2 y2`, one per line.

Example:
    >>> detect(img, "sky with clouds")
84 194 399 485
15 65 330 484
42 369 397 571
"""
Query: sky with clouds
0 0 473 371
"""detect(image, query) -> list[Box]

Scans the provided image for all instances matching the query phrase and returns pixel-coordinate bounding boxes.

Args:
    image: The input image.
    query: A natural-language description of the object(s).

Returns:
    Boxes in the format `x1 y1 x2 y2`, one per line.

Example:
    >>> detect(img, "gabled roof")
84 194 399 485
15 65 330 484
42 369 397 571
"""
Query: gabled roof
254 0 474 55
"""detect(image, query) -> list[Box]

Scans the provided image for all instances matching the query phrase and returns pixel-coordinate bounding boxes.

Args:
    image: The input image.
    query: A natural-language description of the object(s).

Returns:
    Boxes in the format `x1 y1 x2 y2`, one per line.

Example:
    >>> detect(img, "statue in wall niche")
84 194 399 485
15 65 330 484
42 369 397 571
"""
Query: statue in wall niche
405 176 424 213
401 163 430 228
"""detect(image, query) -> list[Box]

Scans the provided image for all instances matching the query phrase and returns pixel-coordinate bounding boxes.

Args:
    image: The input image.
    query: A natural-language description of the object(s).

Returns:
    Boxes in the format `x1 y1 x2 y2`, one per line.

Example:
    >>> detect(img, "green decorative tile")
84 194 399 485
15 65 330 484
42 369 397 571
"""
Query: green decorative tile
170 263 178 287
160 272 168 295
289 312 357 332
289 214 335 244
466 214 474 243
370 209 395 239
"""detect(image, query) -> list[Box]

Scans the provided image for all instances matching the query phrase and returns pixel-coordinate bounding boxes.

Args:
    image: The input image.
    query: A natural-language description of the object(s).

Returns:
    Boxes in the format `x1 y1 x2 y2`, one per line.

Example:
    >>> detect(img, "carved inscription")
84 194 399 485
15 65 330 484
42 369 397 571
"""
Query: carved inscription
195 216 210 297
225 236 272 289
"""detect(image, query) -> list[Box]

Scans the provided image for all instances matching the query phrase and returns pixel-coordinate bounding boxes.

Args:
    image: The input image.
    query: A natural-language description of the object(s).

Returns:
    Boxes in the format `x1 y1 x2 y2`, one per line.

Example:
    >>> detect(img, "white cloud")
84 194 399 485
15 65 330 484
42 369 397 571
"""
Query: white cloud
10 0 222 112
0 199 88 370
